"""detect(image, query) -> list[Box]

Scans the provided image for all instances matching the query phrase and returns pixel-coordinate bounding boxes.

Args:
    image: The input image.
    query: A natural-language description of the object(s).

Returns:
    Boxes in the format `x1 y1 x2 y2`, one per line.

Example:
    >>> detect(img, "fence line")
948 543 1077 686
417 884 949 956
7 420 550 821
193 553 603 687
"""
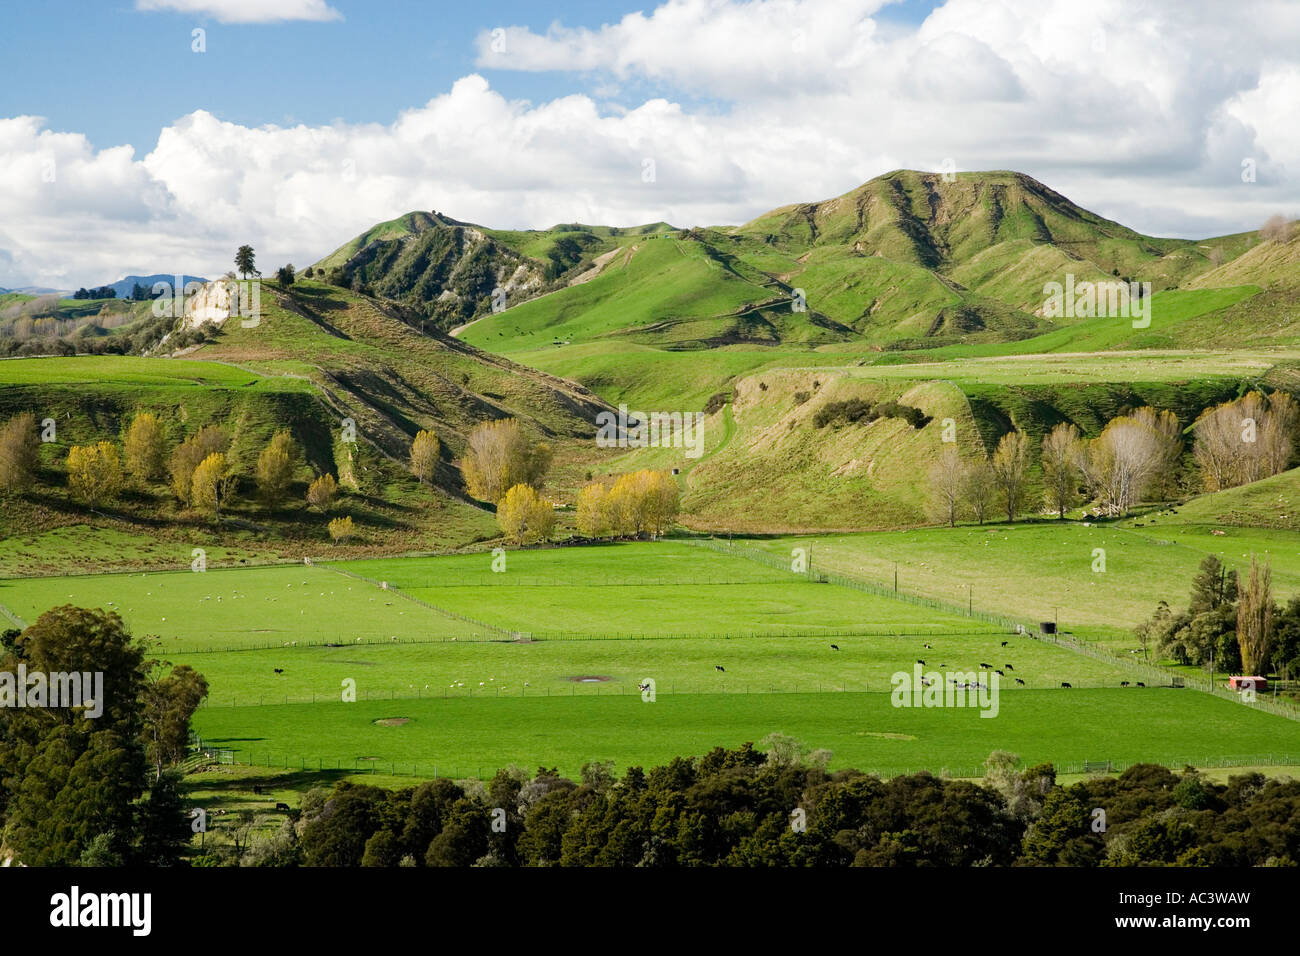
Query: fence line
316 563 515 640
689 537 1033 631
0 602 25 628
691 536 1300 722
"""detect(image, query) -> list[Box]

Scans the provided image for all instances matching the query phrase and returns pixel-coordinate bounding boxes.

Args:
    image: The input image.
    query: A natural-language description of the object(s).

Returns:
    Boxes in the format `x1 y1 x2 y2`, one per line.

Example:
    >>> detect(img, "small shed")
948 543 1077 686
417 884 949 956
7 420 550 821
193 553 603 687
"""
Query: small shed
1228 676 1268 692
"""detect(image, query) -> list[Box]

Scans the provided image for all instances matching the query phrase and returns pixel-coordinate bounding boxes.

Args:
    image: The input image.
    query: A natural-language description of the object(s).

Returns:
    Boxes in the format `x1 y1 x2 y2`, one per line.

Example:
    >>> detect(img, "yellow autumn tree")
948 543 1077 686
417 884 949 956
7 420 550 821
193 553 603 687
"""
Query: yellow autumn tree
169 425 230 504
460 418 551 502
66 441 123 506
328 515 356 544
0 412 40 494
496 483 555 546
306 472 339 512
191 452 234 518
576 481 610 538
255 429 297 508
410 429 440 485
123 411 167 483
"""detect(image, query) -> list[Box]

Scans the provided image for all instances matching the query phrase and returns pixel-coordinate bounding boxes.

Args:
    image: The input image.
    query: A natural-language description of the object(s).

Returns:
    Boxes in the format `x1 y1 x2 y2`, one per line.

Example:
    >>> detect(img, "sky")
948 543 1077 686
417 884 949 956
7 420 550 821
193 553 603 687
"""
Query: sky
0 0 1296 288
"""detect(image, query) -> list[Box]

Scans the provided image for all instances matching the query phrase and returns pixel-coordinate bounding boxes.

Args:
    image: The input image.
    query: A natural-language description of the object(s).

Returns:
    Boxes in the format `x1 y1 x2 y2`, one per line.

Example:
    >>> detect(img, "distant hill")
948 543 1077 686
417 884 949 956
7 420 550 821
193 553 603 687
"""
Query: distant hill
102 274 208 299
313 210 677 330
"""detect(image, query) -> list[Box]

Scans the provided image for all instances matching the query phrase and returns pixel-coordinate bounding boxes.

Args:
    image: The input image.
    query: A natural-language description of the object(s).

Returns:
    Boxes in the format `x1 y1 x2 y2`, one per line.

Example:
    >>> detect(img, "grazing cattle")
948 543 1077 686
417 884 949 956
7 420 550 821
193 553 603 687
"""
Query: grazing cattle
715 665 725 672
275 802 291 812
1000 641 1009 647
920 677 934 687
830 644 839 650
979 662 991 669
1014 678 1025 685
273 668 284 675
1136 681 1145 687
1061 682 1072 688
1004 664 1014 671
1120 681 1130 687
923 643 932 650
916 659 926 665
994 669 1004 676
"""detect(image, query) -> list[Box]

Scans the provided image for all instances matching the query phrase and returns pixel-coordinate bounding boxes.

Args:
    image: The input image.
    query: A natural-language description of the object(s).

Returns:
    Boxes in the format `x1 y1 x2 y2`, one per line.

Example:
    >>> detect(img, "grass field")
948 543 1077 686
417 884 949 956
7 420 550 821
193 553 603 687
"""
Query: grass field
190 688 1300 780
8 538 1298 787
0 355 305 389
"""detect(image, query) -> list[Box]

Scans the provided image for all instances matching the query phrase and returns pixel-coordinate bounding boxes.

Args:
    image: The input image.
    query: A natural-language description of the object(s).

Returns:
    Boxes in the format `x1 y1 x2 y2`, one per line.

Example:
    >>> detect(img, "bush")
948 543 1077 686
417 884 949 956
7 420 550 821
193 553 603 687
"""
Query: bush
703 392 730 415
812 399 930 430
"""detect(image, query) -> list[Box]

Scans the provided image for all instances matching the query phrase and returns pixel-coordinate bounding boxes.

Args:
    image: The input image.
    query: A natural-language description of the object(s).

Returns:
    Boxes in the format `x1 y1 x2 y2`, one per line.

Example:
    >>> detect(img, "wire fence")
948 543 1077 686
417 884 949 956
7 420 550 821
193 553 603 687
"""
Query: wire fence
688 537 1032 631
0 601 25 628
316 563 514 639
694 537 1300 723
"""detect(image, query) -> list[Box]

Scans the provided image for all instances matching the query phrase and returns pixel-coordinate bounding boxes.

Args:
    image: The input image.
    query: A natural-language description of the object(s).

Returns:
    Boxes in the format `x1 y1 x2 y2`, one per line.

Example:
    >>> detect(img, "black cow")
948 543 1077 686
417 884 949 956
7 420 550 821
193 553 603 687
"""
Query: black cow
979 662 991 669
1120 681 1130 687
1005 664 1014 671
917 659 926 665
830 644 839 650
715 665 725 672
252 785 263 795
275 802 291 812
994 669 1004 676
1136 681 1145 687
1000 641 1009 647
1061 682 1072 688
273 668 284 675
1014 678 1025 685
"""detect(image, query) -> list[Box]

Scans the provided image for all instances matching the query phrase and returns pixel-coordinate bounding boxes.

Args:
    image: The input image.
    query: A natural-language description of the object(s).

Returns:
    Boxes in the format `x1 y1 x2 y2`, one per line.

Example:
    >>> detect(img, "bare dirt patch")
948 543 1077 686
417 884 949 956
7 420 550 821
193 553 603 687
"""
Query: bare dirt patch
372 717 410 727
565 675 614 683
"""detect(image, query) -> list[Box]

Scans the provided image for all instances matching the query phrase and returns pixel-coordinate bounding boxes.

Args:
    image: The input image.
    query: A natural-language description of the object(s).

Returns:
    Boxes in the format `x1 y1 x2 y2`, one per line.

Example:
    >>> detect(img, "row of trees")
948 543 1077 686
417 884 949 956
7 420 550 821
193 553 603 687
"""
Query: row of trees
1136 554 1300 677
214 744 1300 868
929 391 1298 525
0 411 342 521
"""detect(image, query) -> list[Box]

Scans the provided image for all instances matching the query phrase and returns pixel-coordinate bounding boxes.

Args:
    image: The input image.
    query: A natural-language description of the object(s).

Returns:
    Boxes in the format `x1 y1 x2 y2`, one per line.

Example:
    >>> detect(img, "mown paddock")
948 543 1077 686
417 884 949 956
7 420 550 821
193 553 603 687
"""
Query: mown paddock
189 689 1300 781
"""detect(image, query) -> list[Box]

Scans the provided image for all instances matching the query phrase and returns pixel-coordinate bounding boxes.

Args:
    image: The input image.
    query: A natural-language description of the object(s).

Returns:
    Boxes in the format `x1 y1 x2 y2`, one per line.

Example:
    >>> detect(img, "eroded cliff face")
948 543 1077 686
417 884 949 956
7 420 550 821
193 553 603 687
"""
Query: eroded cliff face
182 278 259 329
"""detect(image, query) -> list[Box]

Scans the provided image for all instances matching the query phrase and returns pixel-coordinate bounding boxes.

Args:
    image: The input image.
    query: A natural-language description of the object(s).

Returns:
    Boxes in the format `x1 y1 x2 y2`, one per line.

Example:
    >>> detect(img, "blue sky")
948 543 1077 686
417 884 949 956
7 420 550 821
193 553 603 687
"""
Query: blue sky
0 1 943 154
0 0 1294 287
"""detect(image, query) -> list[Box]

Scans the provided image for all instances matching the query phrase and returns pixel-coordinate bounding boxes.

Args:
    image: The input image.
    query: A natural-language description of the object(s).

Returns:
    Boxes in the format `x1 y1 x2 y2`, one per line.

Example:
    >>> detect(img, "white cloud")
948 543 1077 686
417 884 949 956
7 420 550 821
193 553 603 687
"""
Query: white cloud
135 0 342 24
2 0 1298 286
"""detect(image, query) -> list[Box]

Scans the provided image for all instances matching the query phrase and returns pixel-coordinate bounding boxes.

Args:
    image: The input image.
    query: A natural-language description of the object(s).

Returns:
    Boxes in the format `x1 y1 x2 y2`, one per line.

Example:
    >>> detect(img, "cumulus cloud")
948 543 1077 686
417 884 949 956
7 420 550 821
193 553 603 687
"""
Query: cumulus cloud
2 0 1298 286
135 0 342 24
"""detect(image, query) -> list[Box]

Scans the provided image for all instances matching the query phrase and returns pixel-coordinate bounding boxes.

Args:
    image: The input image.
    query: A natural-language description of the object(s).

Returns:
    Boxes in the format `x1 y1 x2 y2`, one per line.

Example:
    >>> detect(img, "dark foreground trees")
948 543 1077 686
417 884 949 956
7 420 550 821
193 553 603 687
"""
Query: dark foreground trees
0 606 208 865
270 743 1300 868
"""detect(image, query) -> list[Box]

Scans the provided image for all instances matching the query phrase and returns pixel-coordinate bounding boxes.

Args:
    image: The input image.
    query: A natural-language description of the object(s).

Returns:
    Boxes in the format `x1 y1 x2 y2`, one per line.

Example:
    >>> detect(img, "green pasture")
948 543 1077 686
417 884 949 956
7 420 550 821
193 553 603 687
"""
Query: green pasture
333 541 985 637
178 625 1140 707
191 688 1300 780
0 355 303 389
0 563 482 649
